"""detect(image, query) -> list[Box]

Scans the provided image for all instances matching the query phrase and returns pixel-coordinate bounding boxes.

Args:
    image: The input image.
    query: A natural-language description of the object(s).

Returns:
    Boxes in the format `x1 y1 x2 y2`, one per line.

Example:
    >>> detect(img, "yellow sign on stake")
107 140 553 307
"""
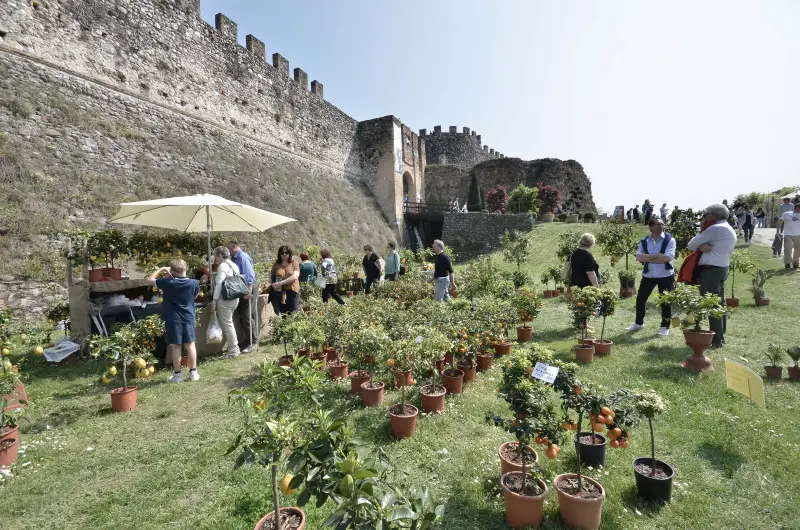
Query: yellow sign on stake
725 359 766 408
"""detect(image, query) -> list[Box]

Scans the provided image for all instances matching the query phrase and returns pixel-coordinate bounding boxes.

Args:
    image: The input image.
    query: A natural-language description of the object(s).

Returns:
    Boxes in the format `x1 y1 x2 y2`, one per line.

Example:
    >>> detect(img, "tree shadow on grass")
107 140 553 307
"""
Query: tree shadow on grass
440 475 506 530
637 362 697 382
696 441 745 479
223 373 259 390
620 484 670 515
529 327 575 343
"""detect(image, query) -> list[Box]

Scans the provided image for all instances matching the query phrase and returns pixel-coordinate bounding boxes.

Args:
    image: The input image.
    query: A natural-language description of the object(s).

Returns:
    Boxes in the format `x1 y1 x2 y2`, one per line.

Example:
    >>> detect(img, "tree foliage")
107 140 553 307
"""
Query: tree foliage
507 185 540 214
467 172 483 212
485 186 510 213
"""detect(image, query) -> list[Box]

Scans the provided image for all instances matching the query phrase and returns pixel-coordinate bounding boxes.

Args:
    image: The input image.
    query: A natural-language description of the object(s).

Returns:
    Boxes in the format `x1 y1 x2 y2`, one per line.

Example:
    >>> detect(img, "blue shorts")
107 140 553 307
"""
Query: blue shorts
165 322 196 345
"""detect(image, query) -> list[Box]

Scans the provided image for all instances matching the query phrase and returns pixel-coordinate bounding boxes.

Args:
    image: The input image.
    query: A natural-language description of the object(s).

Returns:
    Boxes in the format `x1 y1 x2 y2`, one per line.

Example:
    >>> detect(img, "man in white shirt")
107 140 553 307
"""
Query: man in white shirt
660 203 669 222
687 204 737 348
627 217 676 337
778 202 800 269
779 197 794 217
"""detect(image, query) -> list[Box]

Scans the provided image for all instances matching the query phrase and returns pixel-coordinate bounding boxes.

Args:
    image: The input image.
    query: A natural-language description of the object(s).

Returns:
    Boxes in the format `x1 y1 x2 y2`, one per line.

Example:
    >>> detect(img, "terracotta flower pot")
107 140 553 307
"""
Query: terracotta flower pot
388 403 418 439
555 473 606 530
278 355 293 367
325 348 339 362
360 381 384 407
102 267 122 280
442 369 464 394
254 506 306 530
755 296 771 306
476 353 493 372
458 363 477 383
575 344 595 364
764 366 783 380
542 290 553 299
393 369 413 388
329 361 349 380
420 384 446 413
296 348 310 357
309 353 327 370
2 382 28 411
349 371 370 394
788 366 800 382
516 326 533 342
498 441 538 475
725 297 740 308
435 358 445 374
619 287 635 298
110 386 137 413
346 291 354 297
592 339 613 356
0 425 20 468
494 342 512 356
88 269 104 282
682 330 716 372
558 286 565 294
501 472 547 529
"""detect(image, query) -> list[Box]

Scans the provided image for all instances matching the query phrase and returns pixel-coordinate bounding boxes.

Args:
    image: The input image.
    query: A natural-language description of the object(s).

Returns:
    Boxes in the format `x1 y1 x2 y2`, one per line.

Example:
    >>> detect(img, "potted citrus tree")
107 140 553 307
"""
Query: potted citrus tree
555 384 607 529
596 221 639 297
764 343 785 380
659 283 728 372
749 268 773 306
418 329 450 414
488 356 560 529
89 319 160 413
632 391 674 503
0 369 25 468
727 250 753 307
591 288 617 356
572 287 599 363
342 325 389 405
510 287 541 342
787 346 800 382
442 325 466 395
386 335 422 439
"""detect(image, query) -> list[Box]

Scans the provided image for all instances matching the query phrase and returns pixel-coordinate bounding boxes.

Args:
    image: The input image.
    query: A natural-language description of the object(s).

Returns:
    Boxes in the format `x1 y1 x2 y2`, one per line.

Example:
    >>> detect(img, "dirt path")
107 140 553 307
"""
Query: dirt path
751 228 778 248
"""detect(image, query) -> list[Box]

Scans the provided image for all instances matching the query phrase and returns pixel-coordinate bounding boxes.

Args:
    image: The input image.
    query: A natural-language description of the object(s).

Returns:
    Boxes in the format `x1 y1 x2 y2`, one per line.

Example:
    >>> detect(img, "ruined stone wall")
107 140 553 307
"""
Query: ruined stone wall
420 126 504 170
469 158 597 214
424 165 470 205
441 212 536 260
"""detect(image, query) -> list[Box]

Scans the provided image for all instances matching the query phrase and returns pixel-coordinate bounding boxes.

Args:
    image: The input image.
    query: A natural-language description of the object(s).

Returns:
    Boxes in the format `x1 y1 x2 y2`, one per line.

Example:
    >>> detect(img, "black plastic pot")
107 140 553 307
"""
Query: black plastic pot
573 432 607 467
633 457 674 504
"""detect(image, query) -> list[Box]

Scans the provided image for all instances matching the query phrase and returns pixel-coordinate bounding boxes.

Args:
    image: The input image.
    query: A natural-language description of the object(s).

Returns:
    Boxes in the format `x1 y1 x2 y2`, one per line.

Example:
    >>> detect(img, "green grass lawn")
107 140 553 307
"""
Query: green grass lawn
2 223 799 529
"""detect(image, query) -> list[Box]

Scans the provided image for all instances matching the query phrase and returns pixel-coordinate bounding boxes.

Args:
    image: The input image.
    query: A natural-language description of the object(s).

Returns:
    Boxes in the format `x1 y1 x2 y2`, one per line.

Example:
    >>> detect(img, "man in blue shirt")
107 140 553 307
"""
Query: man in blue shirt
148 259 200 383
627 217 676 337
227 240 258 352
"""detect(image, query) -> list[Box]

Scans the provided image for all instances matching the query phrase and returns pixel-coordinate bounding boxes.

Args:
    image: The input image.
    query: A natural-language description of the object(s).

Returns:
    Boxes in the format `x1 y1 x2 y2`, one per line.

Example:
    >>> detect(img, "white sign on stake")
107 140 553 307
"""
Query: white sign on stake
532 362 559 384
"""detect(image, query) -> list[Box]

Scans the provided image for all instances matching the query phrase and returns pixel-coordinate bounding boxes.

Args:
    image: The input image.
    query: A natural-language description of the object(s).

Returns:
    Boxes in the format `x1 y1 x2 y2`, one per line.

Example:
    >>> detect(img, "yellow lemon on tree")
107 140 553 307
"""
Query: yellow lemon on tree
280 474 297 495
109 366 118 376
671 317 681 328
1 348 9 356
148 365 155 375
685 314 696 325
135 357 147 370
34 346 44 356
101 374 110 384
253 399 266 411
20 334 27 341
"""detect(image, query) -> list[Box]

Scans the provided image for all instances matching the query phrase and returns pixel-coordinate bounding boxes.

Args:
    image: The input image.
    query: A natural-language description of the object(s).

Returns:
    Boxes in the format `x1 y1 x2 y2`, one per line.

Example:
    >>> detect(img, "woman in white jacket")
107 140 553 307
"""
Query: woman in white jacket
210 246 241 358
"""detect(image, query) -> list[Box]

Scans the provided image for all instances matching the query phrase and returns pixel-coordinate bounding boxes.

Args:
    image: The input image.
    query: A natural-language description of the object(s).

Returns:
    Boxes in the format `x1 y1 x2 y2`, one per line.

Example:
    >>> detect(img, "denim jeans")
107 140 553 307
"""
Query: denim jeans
434 277 451 302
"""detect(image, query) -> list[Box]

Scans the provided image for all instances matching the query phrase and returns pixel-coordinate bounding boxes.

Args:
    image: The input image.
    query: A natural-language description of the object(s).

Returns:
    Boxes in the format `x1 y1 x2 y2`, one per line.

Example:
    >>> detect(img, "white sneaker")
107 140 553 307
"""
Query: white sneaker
657 327 670 337
242 345 257 354
222 350 239 359
188 369 200 382
626 324 644 332
168 372 183 384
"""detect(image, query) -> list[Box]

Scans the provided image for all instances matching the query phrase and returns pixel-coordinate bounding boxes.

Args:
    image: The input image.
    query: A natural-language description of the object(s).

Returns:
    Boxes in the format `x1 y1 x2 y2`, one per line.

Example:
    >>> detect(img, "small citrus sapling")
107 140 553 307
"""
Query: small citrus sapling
635 391 667 476
765 343 785 368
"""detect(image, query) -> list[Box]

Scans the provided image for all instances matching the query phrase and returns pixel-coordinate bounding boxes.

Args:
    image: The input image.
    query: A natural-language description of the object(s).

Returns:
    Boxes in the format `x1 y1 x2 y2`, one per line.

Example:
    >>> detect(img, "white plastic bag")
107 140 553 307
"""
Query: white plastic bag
206 315 223 344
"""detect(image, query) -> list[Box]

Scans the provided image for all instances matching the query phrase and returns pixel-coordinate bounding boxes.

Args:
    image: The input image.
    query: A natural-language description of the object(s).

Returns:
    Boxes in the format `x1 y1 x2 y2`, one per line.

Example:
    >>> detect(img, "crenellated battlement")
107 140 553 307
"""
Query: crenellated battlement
420 125 506 164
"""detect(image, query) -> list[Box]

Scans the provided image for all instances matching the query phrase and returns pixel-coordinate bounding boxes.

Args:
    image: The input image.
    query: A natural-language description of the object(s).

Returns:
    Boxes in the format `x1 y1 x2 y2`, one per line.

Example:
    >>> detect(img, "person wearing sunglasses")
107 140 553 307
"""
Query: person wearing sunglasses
269 245 301 316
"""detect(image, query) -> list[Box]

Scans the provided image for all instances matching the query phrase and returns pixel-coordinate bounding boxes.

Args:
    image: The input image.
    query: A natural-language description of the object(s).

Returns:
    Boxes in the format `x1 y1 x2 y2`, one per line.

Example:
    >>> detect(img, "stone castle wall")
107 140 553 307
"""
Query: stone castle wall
420 126 504 170
441 212 536 260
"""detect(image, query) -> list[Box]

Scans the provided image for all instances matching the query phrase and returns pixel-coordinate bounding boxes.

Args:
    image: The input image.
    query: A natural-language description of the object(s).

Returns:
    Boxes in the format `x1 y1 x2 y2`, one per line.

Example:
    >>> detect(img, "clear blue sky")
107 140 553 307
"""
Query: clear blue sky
201 0 800 213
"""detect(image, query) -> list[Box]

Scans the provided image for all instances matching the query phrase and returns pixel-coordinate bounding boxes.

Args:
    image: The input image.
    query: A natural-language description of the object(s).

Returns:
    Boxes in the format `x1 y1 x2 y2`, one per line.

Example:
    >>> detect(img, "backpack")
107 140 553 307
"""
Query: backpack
562 252 573 284
220 263 249 300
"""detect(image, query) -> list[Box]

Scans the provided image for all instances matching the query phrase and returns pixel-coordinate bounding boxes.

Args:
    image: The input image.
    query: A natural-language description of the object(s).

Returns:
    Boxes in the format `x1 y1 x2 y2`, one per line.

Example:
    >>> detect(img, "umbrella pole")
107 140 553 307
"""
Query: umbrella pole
206 206 213 292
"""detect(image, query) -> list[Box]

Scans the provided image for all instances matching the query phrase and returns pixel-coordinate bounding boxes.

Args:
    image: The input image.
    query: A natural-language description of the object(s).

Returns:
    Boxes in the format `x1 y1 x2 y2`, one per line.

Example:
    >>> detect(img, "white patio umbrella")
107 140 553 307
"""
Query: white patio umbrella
109 193 295 349
780 190 800 200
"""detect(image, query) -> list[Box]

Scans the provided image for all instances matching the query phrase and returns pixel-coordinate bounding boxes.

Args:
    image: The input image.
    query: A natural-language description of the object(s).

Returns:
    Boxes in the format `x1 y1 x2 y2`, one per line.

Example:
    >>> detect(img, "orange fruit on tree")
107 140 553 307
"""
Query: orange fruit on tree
611 427 622 438
600 406 613 417
546 445 559 459
610 440 621 449
574 387 583 395
604 415 614 425
561 421 572 430
619 440 629 449
593 422 605 433
595 414 606 425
